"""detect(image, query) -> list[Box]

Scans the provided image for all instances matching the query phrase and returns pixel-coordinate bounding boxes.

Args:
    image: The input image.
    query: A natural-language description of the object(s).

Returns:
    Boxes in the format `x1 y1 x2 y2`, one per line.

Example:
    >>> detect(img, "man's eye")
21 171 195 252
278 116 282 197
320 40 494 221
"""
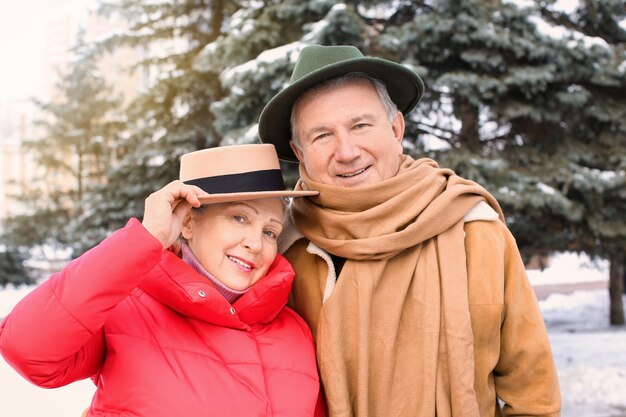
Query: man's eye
354 123 368 129
313 132 329 141
233 215 246 223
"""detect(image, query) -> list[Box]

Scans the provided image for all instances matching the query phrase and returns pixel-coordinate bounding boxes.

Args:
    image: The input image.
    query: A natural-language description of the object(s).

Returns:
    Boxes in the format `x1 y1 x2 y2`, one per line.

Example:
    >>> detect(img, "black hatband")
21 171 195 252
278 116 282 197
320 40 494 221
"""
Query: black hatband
184 169 285 194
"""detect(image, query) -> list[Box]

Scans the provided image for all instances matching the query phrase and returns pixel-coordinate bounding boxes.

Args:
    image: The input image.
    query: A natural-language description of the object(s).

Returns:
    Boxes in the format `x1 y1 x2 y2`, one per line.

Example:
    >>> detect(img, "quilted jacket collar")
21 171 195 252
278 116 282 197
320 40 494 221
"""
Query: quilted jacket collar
138 251 294 329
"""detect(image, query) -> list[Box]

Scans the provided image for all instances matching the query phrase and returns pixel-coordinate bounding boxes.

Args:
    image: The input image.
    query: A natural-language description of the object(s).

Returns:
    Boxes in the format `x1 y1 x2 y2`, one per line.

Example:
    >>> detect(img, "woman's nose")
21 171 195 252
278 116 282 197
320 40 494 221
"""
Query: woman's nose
242 231 263 252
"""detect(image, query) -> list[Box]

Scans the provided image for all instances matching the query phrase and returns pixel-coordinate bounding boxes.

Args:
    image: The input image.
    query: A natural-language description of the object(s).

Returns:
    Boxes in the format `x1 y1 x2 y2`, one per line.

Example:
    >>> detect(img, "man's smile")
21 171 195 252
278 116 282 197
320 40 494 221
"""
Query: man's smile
338 166 370 178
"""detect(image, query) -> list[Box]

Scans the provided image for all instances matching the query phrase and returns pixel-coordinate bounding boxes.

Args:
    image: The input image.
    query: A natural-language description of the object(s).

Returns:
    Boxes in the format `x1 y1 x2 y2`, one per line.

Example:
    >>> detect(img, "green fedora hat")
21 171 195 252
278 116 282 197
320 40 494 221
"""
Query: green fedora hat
258 44 425 162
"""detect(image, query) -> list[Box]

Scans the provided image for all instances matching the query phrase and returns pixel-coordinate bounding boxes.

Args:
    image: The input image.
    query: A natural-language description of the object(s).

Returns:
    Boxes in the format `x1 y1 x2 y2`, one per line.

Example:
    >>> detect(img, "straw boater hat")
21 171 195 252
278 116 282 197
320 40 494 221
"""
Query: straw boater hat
179 144 318 204
258 44 425 162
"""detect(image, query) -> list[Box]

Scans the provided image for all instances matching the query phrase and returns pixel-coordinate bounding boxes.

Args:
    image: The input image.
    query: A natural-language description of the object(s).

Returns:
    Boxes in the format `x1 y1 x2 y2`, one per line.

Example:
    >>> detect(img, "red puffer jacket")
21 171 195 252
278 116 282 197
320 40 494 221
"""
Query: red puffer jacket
0 219 323 416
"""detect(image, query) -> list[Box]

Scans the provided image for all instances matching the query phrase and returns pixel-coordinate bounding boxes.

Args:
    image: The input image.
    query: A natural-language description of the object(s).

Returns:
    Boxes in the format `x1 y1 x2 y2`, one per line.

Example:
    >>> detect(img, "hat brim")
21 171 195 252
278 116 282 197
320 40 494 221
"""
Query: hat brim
259 56 424 162
197 189 318 205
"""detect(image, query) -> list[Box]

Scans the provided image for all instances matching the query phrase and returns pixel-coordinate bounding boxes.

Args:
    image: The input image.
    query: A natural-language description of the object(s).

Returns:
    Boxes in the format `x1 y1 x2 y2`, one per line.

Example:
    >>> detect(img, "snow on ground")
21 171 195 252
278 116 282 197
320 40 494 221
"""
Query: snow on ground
543 289 626 417
0 252 625 416
527 251 609 285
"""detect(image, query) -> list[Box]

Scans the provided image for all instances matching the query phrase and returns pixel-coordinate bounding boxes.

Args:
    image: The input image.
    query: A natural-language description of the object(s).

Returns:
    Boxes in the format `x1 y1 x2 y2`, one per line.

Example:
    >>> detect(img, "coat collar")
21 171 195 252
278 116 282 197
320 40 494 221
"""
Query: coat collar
138 251 294 329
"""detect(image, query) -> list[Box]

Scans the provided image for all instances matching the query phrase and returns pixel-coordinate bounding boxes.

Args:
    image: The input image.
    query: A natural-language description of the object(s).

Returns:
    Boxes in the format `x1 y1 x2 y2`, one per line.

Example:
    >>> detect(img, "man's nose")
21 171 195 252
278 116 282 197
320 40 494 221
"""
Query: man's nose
333 133 360 162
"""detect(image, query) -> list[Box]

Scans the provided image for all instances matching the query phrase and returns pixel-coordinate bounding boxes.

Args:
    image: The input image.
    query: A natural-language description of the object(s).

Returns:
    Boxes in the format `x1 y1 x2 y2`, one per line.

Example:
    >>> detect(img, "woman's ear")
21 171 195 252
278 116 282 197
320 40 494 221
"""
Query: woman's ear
181 211 194 240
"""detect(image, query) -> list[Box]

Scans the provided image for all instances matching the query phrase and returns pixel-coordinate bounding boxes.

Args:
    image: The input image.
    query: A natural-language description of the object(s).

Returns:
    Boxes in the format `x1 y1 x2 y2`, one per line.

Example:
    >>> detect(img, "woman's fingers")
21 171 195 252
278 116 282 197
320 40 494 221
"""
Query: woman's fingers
142 181 210 249
165 182 209 209
178 184 210 208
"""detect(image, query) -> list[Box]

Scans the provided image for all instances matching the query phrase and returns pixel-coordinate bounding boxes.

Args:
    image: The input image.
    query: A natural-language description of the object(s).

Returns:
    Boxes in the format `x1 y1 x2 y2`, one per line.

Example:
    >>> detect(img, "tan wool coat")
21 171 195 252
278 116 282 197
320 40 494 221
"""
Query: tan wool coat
280 157 560 417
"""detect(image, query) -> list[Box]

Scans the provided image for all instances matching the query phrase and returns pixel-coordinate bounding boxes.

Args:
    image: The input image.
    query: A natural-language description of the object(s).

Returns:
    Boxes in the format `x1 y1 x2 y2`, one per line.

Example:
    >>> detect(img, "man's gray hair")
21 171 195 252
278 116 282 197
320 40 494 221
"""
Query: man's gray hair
290 73 399 148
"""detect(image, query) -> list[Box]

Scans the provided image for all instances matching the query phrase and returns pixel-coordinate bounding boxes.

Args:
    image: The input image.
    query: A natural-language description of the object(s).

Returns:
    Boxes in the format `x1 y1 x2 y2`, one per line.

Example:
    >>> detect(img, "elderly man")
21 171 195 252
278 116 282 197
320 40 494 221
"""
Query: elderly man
258 45 560 417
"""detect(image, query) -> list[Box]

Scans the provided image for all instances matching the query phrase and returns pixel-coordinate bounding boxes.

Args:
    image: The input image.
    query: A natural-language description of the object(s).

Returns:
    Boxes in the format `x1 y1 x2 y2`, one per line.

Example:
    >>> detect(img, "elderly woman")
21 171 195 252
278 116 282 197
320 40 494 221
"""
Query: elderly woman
0 144 323 417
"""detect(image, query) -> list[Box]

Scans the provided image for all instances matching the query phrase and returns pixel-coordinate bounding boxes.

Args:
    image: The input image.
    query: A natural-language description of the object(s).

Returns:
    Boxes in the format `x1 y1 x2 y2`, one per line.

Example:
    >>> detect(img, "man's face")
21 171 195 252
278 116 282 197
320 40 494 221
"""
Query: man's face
290 80 405 187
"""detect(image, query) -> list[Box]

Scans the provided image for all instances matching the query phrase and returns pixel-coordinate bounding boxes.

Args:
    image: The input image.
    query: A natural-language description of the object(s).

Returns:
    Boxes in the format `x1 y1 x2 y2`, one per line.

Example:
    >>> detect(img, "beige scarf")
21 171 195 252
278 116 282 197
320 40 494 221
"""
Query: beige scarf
291 156 503 417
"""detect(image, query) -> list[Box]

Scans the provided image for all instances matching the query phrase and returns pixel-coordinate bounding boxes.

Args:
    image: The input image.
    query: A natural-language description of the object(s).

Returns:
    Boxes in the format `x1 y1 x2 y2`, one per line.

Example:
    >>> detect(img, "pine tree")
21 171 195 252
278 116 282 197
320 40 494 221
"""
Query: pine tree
71 0 247 253
0 248 32 288
536 0 626 324
401 0 625 325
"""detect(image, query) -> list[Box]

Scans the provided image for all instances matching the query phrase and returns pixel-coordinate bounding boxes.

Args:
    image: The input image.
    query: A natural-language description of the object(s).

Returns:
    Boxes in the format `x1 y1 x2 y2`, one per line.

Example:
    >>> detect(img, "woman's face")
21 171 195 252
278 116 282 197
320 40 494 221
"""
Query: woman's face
182 198 284 291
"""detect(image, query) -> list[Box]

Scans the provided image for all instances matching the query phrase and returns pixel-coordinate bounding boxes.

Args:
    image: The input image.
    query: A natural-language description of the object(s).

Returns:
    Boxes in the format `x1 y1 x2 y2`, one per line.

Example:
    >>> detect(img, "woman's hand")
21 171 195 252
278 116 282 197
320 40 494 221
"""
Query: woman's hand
142 180 209 249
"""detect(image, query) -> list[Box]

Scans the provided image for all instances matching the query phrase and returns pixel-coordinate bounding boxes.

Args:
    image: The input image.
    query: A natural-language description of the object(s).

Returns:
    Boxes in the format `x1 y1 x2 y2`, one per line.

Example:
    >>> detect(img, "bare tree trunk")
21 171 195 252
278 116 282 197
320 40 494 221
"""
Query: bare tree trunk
456 100 481 152
609 252 625 325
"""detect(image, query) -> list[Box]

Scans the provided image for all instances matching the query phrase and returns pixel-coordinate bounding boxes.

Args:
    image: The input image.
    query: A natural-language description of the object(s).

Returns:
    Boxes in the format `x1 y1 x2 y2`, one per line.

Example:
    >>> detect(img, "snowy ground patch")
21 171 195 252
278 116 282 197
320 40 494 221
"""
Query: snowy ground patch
527 251 608 286
540 289 626 416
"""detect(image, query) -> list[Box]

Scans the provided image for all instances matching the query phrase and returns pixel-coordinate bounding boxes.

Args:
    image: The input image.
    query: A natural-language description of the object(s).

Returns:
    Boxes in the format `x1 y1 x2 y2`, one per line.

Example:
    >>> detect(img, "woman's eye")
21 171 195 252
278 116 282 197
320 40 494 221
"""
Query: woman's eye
233 215 246 223
263 230 277 239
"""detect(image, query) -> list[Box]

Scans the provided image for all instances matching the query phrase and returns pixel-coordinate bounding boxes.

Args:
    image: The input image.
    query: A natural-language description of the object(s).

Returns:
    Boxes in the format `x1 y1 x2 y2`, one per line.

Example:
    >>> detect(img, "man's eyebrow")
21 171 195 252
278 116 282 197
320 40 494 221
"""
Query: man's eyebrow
349 114 377 124
302 113 379 142
305 126 331 136
300 125 331 144
306 114 376 134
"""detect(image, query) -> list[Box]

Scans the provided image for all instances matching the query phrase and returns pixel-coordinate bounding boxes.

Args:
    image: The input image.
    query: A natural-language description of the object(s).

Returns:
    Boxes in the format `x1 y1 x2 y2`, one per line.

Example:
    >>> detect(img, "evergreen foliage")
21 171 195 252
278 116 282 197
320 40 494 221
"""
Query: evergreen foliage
70 0 244 252
0 248 32 288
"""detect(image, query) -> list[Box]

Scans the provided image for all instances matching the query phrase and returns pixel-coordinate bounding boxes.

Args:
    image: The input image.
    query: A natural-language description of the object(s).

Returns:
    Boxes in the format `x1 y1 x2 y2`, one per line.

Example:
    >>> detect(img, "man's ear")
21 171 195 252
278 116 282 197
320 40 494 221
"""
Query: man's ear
181 211 194 240
290 140 305 164
391 111 405 145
